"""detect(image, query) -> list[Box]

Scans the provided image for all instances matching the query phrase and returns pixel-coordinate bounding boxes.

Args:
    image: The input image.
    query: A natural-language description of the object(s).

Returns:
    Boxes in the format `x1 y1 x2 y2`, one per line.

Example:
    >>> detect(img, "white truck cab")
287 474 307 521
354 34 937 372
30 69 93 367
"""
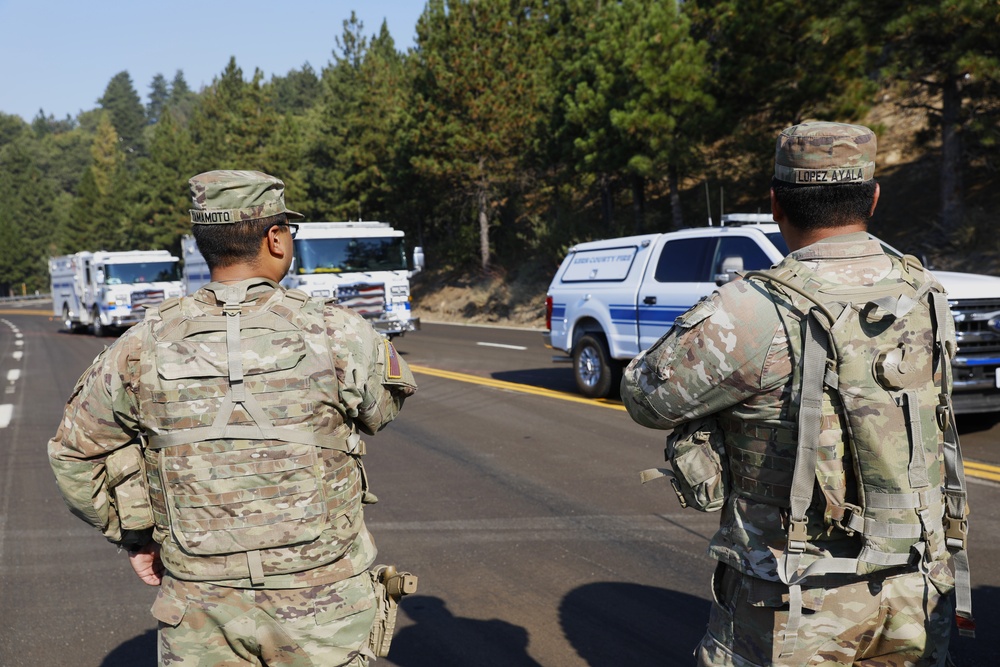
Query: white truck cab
544 215 1000 414
182 221 424 339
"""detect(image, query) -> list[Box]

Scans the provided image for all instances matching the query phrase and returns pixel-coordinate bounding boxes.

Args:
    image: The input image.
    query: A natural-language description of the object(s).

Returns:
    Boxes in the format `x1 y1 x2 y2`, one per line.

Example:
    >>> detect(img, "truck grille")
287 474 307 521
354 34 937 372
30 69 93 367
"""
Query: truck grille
337 283 386 319
130 289 166 316
950 298 1000 355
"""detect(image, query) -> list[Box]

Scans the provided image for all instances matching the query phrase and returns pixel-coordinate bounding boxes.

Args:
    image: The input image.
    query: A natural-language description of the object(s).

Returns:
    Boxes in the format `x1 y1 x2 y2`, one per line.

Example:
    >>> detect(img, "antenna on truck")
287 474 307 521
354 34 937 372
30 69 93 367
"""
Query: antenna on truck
705 182 713 226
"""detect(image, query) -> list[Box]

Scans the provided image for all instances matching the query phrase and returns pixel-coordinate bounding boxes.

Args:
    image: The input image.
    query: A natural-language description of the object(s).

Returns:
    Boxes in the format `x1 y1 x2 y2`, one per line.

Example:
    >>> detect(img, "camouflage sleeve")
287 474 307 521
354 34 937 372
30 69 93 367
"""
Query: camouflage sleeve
325 305 417 436
47 328 143 544
621 283 783 430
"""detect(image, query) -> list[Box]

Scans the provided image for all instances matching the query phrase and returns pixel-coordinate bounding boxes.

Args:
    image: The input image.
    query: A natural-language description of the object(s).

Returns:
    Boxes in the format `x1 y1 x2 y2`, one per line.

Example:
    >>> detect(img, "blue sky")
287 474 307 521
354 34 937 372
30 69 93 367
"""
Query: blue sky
0 0 426 122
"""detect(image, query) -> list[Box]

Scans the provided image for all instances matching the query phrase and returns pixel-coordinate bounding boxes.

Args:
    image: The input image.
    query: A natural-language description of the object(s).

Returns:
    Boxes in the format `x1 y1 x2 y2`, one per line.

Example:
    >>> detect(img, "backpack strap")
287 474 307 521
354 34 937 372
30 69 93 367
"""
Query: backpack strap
931 290 975 636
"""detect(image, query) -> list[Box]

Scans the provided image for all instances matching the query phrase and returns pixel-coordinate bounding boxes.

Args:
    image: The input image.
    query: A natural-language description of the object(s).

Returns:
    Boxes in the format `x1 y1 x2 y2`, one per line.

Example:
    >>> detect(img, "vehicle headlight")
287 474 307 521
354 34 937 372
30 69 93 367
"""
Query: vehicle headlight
311 289 332 298
390 285 409 296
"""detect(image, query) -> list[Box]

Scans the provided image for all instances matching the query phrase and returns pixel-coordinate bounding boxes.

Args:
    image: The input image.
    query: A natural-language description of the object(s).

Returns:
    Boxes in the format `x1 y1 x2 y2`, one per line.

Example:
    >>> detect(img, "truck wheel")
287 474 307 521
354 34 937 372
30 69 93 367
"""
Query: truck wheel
62 305 76 333
90 307 105 337
574 333 621 399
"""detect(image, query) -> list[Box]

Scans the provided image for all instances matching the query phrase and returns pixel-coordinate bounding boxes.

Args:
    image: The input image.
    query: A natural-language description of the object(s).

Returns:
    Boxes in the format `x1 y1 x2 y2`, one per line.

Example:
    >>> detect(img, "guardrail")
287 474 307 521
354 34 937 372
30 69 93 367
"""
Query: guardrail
0 294 51 304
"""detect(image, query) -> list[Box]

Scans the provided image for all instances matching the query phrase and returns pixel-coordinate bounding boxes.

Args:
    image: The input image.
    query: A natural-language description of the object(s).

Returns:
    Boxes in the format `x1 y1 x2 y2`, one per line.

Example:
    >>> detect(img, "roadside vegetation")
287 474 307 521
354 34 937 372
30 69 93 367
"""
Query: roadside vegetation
2 0 999 308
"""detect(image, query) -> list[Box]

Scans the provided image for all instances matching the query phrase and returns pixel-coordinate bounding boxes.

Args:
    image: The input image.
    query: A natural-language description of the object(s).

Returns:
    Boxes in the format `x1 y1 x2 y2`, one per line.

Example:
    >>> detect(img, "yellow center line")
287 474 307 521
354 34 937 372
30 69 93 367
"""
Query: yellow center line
409 364 1000 482
962 460 1000 482
408 364 627 411
0 310 53 316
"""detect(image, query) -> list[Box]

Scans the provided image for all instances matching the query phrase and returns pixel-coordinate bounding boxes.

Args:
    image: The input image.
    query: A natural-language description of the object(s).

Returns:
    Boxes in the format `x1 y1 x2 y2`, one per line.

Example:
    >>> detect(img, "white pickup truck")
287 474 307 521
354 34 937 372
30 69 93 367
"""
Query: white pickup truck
544 214 1000 414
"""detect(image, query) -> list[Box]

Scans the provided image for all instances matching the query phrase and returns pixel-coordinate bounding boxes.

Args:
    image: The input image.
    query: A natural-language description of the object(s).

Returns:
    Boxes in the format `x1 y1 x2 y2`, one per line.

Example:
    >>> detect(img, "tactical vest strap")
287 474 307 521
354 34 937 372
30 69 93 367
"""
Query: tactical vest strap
930 290 975 635
147 422 361 453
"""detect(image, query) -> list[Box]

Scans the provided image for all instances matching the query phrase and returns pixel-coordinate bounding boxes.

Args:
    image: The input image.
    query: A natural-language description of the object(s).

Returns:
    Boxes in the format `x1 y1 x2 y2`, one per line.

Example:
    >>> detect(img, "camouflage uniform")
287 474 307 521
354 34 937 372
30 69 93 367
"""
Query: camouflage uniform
622 124 959 666
49 171 416 666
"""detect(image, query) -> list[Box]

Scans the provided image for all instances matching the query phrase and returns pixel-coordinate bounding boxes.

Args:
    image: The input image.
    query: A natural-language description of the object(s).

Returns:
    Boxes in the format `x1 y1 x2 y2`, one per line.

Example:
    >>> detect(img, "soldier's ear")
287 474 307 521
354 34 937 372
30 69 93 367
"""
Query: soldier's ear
770 188 786 224
264 225 288 259
869 182 880 217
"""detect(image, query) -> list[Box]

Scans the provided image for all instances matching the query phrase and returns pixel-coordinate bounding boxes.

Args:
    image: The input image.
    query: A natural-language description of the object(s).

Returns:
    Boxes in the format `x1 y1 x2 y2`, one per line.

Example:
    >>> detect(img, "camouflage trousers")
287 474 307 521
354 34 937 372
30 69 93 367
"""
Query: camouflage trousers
150 570 378 667
697 563 953 666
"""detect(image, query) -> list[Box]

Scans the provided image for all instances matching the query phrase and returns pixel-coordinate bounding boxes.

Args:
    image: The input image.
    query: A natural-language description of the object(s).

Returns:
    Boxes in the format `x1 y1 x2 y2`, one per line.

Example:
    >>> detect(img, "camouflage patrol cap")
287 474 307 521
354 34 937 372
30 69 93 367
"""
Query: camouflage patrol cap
188 170 303 225
774 122 876 186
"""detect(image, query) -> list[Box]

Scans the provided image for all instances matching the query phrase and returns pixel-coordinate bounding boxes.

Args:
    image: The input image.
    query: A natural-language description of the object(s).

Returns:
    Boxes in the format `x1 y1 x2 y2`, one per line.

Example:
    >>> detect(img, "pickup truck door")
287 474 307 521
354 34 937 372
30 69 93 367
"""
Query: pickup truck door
637 233 781 353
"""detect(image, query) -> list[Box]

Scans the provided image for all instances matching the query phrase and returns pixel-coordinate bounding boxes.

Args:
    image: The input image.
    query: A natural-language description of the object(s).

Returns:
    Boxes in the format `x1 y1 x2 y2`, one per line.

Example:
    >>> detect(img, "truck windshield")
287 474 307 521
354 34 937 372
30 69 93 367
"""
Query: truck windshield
104 261 180 284
294 237 407 274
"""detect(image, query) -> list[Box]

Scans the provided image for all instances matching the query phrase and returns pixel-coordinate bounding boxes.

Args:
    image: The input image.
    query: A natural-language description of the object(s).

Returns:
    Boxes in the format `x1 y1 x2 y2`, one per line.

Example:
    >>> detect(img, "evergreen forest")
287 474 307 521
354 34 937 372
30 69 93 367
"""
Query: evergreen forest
2 0 999 296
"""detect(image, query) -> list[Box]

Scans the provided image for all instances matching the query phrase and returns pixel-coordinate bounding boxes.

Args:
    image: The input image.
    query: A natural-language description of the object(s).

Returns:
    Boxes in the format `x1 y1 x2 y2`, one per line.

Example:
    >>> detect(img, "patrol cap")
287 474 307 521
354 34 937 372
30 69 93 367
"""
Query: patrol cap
774 122 876 186
188 169 303 225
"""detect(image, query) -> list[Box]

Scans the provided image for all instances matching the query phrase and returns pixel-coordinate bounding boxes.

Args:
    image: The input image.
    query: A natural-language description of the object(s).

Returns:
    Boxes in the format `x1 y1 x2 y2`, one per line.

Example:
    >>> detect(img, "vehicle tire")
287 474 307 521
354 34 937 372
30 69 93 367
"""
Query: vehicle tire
62 305 76 333
90 307 105 337
573 333 621 399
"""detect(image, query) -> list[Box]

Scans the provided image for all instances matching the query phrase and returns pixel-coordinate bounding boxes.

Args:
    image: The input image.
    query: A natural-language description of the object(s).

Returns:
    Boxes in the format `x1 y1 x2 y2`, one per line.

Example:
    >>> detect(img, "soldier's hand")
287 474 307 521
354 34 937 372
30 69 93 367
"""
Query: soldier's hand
127 542 164 586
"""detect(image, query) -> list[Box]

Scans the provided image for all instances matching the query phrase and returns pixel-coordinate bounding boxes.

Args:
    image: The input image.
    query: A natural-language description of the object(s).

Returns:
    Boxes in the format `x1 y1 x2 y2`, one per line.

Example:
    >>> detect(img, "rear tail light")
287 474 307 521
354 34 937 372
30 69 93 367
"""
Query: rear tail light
545 295 553 330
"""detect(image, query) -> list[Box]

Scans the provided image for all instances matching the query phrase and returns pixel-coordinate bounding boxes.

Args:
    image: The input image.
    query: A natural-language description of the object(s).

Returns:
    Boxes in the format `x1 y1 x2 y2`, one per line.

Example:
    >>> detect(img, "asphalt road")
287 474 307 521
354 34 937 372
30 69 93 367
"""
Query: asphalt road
0 304 997 666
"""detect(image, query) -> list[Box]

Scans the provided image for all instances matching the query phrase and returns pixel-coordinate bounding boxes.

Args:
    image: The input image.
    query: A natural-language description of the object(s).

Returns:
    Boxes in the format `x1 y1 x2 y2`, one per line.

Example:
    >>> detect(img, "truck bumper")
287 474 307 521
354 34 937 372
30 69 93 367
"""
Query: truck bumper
952 357 1000 414
952 390 1000 415
372 317 420 337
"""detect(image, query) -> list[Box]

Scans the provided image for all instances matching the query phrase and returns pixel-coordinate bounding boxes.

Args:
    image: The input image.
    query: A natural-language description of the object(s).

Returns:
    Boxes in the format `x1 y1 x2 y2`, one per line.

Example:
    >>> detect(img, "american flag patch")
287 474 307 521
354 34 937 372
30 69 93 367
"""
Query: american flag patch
385 340 402 379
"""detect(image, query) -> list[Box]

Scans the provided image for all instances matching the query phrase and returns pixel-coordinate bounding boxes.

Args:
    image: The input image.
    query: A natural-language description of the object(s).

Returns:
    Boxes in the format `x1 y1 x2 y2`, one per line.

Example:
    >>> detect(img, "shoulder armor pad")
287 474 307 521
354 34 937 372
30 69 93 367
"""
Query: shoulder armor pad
147 297 182 321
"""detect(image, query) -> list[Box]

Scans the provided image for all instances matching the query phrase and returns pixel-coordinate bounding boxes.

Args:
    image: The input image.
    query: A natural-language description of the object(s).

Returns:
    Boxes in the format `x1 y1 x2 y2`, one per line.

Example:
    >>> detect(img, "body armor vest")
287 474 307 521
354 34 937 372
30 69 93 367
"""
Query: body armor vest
745 252 974 651
138 280 365 584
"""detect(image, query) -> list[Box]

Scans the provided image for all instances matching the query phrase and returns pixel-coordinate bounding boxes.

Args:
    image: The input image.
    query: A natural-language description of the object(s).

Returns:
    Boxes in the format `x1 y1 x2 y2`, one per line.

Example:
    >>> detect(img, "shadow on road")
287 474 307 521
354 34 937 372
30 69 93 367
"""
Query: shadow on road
957 412 1000 435
101 628 156 667
949 585 999 667
560 582 708 666
390 595 543 666
492 367 579 395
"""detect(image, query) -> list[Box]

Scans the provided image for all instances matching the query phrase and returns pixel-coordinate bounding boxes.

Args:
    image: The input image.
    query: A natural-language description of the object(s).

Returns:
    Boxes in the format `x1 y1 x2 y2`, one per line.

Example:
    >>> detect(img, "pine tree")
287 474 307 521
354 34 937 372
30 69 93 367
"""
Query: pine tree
0 140 58 294
99 71 147 158
188 58 285 173
410 0 550 270
270 63 323 114
875 0 1000 242
131 112 194 251
147 73 170 125
65 114 128 252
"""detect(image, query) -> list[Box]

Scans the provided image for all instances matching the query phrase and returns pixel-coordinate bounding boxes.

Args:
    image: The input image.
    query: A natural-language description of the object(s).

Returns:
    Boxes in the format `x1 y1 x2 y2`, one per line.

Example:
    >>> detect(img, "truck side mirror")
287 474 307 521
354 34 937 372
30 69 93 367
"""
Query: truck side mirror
412 246 425 275
95 269 105 284
714 256 743 285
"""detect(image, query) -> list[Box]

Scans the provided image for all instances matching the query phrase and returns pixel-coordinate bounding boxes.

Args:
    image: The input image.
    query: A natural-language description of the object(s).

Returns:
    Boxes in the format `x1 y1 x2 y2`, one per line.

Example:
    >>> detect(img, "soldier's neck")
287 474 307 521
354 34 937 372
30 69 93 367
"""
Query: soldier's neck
781 222 869 252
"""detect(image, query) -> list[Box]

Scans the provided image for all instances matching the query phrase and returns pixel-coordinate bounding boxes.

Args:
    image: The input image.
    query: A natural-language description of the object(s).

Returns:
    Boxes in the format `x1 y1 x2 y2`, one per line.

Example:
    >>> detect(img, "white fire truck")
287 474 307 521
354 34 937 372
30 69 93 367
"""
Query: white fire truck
49 250 183 336
182 221 423 338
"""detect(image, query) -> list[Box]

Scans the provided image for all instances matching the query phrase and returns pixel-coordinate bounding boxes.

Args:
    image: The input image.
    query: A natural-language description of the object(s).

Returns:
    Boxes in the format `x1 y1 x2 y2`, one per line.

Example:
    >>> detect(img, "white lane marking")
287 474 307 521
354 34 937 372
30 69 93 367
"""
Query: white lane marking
6 370 20 383
15 340 23 346
0 405 11 428
12 351 22 361
476 342 528 351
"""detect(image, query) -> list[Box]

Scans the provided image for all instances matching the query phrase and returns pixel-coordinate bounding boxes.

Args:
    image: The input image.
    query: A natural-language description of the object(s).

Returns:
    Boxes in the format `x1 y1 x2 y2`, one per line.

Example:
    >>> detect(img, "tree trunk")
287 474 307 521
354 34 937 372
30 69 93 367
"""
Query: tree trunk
477 185 491 272
599 174 614 231
940 74 964 241
669 165 684 230
631 174 645 234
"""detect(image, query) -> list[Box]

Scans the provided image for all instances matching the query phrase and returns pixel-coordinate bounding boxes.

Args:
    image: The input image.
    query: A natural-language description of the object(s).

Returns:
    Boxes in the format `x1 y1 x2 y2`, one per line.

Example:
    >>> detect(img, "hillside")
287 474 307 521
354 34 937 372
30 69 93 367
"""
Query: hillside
412 99 1000 329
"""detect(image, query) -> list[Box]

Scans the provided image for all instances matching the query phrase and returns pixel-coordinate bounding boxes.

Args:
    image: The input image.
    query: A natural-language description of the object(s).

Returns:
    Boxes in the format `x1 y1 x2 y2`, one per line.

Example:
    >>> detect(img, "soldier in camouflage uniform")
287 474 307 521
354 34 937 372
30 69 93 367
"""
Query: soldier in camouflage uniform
622 123 966 666
48 170 417 666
